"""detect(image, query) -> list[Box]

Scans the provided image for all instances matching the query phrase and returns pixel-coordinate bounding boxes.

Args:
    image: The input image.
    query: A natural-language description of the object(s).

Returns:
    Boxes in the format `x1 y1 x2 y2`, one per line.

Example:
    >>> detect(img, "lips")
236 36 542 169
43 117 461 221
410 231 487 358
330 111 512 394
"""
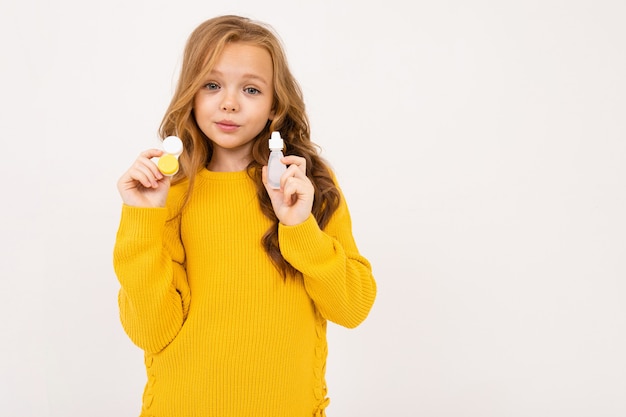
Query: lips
217 120 239 127
215 120 240 132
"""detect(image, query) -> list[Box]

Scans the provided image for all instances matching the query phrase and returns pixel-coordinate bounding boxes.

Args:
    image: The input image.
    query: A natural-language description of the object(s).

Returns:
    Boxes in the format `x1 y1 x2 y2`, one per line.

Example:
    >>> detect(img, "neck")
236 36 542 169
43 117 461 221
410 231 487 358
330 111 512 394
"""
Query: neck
207 155 251 172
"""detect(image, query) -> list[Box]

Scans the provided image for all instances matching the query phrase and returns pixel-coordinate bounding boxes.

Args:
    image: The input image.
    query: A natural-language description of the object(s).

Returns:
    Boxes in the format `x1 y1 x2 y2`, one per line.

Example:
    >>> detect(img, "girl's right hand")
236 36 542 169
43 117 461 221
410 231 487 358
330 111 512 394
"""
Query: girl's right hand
117 149 171 208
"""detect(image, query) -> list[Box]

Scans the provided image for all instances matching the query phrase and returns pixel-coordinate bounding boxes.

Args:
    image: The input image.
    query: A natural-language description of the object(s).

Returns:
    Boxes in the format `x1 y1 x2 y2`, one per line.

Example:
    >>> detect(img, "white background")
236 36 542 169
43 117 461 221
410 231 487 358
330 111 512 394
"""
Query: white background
1 0 625 416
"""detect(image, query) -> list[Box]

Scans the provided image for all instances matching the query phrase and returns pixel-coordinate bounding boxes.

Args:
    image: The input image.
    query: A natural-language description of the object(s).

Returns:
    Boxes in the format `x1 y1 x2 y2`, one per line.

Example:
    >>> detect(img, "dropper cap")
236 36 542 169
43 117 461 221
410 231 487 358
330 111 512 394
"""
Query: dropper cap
268 131 284 150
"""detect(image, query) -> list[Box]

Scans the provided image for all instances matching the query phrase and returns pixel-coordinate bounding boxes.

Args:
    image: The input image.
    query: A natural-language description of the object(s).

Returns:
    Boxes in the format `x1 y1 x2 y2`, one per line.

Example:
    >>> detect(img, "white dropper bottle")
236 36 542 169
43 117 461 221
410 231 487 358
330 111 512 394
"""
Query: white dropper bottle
268 131 286 189
156 136 183 176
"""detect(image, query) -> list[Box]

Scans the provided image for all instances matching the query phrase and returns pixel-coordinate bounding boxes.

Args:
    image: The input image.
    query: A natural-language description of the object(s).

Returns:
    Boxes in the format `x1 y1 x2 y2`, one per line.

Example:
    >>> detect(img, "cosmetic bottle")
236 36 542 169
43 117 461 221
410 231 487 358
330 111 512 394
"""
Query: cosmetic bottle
157 136 183 176
268 131 286 189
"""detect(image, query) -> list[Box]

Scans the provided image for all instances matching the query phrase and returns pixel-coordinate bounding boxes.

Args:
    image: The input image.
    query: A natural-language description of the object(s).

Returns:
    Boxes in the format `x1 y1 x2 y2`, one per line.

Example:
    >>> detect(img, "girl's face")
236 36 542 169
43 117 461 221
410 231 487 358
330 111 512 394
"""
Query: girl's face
194 42 275 170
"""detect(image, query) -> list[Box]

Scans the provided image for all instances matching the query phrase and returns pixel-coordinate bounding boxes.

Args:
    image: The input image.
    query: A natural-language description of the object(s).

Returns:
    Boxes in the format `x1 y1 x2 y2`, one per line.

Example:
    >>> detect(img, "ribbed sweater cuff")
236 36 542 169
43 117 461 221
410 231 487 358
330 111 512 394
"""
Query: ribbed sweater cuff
114 205 171 290
278 214 334 266
114 205 169 269
117 205 169 241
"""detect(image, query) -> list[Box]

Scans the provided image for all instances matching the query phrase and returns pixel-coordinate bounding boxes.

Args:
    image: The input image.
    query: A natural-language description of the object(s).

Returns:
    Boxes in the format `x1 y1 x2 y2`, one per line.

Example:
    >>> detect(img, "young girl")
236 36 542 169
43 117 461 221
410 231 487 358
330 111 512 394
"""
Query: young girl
113 15 376 417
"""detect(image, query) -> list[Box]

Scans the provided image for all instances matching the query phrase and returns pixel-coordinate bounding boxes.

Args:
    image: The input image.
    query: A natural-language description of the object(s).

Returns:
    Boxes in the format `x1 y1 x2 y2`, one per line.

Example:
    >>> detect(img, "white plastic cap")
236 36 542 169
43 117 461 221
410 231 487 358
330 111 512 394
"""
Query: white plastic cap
163 136 183 156
268 131 284 149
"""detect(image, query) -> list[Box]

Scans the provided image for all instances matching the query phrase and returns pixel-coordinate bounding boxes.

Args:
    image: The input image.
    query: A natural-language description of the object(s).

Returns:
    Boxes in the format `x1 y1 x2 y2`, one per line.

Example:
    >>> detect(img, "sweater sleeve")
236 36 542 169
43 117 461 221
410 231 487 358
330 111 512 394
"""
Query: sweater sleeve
278 187 377 328
112 204 190 354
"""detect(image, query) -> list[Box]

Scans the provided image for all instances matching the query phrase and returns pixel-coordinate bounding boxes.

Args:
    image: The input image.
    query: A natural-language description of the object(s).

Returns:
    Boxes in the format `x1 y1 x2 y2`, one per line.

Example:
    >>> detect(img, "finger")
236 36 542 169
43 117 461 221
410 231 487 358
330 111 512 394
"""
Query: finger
280 163 312 192
127 155 165 188
282 177 303 205
120 167 153 190
281 163 306 183
261 165 275 192
139 150 166 179
261 165 284 204
261 165 268 185
281 155 306 174
134 163 161 188
140 148 165 159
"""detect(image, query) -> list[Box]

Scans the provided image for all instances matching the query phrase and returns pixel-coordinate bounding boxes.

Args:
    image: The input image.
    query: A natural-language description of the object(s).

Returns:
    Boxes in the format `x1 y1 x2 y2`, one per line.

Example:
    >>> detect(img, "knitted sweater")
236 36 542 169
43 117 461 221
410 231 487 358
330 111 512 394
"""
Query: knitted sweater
113 168 377 417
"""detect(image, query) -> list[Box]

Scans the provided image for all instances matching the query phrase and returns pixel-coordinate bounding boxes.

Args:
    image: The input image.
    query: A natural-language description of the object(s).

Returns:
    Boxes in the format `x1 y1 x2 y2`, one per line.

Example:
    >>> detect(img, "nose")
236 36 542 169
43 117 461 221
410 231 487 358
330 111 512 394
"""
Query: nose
220 93 239 112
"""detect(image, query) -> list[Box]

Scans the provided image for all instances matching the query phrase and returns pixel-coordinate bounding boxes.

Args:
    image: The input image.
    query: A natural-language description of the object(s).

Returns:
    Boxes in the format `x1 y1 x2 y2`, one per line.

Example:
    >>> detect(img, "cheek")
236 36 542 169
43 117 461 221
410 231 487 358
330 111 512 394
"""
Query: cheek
193 98 214 123
192 95 203 113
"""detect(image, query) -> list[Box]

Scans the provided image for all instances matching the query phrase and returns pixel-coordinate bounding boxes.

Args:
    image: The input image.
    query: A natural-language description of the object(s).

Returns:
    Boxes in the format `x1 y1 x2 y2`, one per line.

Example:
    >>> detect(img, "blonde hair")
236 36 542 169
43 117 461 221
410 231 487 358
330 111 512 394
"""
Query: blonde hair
159 15 340 276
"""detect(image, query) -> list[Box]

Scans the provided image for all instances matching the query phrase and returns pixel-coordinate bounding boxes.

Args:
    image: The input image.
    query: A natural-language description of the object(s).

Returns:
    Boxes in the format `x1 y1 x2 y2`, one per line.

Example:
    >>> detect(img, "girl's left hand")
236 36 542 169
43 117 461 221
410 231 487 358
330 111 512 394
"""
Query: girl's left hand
262 155 314 226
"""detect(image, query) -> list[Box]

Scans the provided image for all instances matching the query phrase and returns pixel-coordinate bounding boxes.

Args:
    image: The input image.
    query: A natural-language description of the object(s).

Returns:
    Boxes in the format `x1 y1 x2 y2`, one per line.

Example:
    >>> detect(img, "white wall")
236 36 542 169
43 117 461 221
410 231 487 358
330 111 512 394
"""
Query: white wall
1 1 625 416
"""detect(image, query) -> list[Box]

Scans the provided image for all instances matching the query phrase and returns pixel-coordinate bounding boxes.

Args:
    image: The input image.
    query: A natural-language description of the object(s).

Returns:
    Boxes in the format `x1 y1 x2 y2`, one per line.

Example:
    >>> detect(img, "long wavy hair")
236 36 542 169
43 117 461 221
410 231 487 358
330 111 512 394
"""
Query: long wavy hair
158 15 340 277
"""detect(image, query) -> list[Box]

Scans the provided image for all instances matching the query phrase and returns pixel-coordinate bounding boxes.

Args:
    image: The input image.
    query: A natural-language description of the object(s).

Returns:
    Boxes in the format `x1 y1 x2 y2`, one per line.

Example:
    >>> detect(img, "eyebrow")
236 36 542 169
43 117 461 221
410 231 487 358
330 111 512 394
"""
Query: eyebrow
209 69 270 86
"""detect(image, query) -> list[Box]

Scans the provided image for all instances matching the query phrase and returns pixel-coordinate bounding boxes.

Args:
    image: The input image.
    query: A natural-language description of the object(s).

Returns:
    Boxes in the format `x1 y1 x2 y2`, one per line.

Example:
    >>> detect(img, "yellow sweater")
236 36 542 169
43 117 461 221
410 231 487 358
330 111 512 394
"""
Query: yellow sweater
113 168 376 417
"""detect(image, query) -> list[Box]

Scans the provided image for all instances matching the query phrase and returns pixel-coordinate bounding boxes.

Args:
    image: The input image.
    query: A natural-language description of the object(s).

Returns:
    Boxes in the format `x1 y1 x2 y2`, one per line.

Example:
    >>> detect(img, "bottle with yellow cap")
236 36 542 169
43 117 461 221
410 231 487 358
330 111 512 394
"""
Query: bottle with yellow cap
156 136 183 176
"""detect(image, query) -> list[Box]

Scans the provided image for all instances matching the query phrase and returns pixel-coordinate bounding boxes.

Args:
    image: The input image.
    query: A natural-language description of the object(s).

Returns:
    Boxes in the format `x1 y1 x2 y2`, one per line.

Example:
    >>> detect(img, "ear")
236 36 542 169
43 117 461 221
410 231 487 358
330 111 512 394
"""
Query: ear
268 109 275 121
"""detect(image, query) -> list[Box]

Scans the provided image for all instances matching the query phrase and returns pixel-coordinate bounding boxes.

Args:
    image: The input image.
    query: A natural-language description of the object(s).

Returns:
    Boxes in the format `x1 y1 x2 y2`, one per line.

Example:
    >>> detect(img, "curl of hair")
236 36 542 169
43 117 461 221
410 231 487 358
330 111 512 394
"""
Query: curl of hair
158 15 340 277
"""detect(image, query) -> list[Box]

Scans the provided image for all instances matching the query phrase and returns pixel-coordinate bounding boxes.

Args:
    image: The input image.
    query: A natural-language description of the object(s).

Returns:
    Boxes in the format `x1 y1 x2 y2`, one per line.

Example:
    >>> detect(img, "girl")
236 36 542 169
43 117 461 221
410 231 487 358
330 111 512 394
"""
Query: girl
113 15 376 417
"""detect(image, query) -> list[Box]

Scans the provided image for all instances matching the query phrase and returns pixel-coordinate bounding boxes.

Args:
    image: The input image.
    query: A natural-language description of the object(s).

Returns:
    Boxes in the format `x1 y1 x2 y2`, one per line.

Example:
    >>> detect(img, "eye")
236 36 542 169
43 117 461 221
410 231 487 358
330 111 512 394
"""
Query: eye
244 87 260 95
204 82 220 90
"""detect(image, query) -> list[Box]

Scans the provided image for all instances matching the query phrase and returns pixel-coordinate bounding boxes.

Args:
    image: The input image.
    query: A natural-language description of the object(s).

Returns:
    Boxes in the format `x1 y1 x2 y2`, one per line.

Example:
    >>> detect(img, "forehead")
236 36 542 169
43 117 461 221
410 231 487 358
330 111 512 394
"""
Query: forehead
211 42 273 80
